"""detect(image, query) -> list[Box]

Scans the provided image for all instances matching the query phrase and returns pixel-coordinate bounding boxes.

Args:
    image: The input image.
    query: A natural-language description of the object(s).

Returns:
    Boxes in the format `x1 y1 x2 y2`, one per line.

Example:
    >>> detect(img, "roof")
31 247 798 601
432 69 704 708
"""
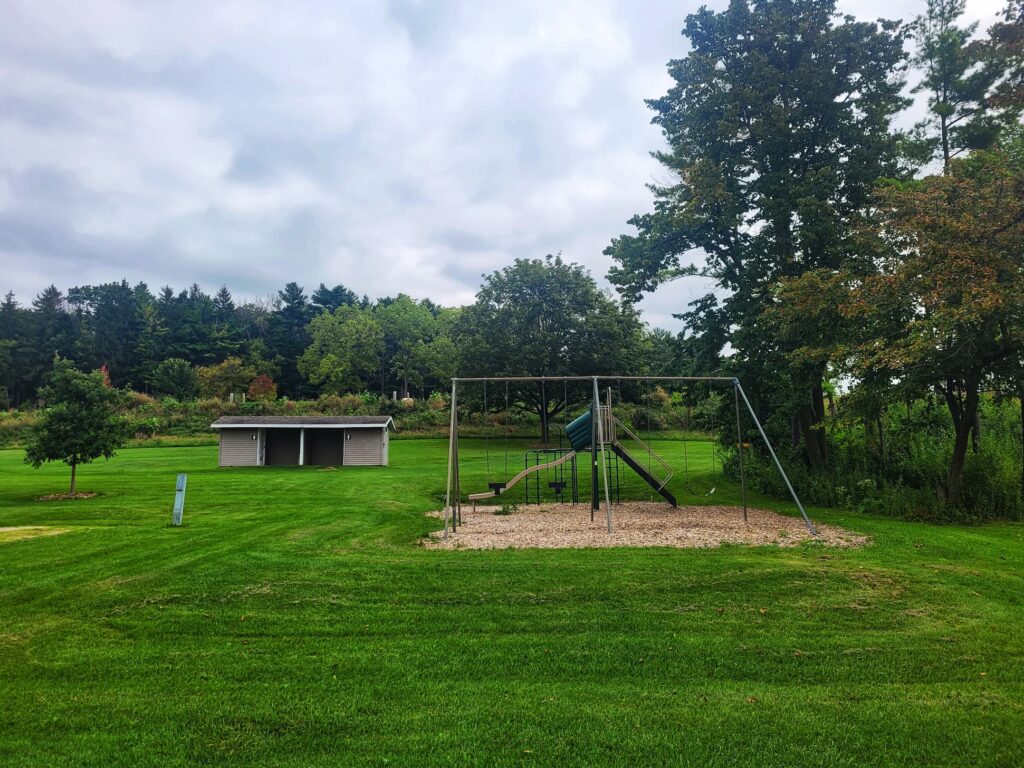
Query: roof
211 415 394 429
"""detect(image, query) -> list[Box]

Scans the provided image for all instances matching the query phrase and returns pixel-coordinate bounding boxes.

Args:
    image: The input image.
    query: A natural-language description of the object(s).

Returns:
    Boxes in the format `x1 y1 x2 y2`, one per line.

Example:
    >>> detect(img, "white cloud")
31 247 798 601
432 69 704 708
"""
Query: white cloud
0 0 1010 332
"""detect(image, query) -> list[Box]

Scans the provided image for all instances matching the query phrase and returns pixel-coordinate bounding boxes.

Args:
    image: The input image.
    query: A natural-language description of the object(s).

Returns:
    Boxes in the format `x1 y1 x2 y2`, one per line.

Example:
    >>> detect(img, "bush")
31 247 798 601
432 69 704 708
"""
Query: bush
725 397 1023 522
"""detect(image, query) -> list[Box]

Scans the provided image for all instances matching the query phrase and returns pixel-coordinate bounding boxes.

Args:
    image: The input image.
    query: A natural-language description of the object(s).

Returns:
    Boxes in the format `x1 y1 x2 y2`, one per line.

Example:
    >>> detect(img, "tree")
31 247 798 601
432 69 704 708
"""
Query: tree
910 0 1006 169
24 358 128 496
196 357 255 400
456 255 645 442
247 374 278 402
267 282 312 397
149 358 197 401
374 294 437 397
775 150 1024 506
299 306 384 394
983 0 1024 112
0 291 30 407
605 0 909 467
311 283 358 314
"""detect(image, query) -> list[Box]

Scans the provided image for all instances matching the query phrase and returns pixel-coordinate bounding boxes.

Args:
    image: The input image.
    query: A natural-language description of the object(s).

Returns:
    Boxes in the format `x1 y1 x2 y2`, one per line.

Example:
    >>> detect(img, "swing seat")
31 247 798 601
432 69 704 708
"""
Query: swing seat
487 482 507 494
548 481 566 492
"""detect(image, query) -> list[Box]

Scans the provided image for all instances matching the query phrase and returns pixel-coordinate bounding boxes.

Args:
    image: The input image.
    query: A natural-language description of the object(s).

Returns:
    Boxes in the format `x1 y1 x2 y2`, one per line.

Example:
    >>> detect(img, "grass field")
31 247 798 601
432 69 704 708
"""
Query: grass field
1 439 1022 767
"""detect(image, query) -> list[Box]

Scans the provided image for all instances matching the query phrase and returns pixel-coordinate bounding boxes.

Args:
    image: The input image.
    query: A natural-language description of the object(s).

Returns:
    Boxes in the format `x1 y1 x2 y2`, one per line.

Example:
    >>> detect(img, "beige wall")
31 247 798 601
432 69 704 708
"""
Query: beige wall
219 429 259 466
343 428 386 466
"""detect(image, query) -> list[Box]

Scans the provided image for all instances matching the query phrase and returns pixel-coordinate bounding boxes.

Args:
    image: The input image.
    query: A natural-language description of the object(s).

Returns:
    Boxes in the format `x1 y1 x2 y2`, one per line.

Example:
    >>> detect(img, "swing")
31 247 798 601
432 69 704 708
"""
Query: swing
681 387 716 497
485 381 506 495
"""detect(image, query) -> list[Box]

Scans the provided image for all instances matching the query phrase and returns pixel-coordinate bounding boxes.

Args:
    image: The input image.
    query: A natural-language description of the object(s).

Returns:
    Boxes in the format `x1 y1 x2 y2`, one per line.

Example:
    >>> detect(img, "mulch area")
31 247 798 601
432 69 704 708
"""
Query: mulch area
425 501 868 550
36 492 98 501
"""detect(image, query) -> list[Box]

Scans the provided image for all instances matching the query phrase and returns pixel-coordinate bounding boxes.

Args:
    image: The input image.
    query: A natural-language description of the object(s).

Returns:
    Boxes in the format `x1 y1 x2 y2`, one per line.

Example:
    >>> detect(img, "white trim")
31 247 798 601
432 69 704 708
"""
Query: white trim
210 418 394 431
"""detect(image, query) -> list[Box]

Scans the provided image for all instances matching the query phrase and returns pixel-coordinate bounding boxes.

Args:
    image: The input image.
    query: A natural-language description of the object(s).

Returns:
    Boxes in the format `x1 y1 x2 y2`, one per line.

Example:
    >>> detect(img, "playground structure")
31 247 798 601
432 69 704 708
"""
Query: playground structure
443 376 817 538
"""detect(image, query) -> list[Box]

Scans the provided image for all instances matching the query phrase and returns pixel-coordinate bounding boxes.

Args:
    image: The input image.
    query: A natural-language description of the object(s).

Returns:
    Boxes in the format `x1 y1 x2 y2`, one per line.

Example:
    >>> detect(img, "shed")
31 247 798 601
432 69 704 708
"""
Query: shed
211 416 393 467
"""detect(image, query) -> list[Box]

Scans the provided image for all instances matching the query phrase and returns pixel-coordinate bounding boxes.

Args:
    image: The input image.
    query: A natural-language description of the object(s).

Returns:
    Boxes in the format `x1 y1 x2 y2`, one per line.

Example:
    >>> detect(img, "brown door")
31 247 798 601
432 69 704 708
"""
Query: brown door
264 429 300 465
306 430 344 466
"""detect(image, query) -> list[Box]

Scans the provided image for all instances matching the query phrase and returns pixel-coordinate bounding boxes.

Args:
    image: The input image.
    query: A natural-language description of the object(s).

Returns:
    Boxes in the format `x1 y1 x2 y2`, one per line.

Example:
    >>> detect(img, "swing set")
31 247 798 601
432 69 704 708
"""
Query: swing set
442 375 817 538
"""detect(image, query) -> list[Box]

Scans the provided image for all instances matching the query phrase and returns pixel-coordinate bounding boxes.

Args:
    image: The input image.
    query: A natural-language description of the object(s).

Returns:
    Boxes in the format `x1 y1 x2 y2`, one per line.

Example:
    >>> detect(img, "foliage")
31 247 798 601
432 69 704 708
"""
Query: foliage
605 0 910 468
774 150 1024 507
727 396 1023 522
148 357 197 401
195 357 255 400
247 374 278 402
22 357 128 494
456 254 645 441
299 306 385 394
909 0 1007 167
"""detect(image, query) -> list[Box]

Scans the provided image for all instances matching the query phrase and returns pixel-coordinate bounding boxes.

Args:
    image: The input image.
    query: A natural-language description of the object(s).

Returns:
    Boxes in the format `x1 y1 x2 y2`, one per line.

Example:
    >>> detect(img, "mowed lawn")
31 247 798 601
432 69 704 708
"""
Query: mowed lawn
0 440 1022 767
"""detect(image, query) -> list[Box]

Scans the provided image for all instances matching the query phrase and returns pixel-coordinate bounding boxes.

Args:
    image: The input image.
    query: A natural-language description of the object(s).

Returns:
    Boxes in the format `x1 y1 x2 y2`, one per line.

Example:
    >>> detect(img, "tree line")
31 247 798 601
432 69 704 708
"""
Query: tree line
0 256 664 415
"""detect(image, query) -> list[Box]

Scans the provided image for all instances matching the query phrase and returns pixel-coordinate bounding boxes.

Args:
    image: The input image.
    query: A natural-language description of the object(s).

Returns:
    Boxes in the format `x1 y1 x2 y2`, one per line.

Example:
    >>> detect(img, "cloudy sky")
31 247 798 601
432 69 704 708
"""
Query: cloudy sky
0 0 1007 330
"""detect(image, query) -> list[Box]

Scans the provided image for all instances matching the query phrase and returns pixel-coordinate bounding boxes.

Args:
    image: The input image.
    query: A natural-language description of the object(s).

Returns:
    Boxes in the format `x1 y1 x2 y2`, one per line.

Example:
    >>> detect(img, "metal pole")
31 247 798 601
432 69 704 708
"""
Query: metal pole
454 381 461 526
443 380 456 538
453 375 736 383
733 379 816 535
593 377 613 533
734 381 748 523
590 395 598 520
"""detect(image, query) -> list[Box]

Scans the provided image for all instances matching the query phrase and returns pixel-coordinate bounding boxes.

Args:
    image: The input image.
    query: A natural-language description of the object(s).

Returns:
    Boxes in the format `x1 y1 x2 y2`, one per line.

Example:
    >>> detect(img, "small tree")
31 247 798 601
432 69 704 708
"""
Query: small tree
247 374 278 402
149 357 197 400
24 358 128 496
196 357 255 400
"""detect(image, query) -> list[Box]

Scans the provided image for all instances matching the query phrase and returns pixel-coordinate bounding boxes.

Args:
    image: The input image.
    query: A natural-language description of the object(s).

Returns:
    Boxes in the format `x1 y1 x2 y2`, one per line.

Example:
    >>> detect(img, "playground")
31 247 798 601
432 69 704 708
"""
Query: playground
437 376 830 549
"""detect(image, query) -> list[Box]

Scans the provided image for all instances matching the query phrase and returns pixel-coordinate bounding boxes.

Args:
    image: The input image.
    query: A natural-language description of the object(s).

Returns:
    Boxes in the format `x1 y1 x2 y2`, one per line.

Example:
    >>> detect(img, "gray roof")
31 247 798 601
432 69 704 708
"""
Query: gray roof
211 415 393 429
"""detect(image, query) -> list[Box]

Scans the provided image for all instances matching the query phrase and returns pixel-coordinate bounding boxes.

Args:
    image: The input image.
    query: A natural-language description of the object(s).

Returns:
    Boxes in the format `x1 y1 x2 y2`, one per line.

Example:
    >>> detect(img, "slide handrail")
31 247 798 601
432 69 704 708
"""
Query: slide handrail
610 416 674 490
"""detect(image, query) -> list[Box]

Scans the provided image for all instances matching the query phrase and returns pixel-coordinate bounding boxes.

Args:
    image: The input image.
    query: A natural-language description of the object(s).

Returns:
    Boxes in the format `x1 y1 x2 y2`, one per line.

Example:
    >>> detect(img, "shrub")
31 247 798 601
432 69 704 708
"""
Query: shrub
247 374 277 402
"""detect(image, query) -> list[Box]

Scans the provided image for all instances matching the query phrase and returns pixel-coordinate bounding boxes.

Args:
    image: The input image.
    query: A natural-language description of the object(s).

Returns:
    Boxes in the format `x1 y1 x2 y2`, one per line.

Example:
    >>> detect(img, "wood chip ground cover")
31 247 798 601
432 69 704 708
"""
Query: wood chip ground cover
426 502 869 550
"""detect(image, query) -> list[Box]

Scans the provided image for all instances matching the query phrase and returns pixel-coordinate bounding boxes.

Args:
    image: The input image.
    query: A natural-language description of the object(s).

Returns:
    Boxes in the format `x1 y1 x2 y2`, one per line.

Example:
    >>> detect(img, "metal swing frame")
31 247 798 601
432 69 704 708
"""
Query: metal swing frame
442 376 816 538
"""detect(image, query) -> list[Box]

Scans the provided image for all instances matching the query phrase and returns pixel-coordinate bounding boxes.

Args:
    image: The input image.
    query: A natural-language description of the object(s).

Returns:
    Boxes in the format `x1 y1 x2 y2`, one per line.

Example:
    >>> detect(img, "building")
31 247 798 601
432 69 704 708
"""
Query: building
211 416 393 467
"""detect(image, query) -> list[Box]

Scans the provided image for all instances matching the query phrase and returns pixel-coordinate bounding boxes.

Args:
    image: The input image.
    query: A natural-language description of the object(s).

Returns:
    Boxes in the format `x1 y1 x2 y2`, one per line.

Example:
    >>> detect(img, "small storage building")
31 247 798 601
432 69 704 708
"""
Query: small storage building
211 416 393 467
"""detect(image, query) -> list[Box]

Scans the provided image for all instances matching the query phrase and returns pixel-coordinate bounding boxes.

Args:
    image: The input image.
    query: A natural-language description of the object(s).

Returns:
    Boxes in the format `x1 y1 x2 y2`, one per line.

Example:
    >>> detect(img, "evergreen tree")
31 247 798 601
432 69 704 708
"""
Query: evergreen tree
311 283 358 314
267 282 312 397
605 0 909 466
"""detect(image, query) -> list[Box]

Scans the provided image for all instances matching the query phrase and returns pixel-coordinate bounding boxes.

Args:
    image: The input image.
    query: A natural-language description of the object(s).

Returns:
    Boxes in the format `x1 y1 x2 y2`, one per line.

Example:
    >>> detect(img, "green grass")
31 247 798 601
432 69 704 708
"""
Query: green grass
0 440 1022 767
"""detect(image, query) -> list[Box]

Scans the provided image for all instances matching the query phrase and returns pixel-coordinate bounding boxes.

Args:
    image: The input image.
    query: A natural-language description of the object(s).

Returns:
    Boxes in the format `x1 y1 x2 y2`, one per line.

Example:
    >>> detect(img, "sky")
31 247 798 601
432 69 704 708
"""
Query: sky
0 0 1008 331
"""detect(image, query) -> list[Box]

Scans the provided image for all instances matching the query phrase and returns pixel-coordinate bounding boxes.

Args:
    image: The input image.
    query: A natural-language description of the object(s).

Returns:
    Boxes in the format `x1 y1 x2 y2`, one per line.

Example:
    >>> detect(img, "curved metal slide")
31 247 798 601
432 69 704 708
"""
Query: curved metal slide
468 450 577 501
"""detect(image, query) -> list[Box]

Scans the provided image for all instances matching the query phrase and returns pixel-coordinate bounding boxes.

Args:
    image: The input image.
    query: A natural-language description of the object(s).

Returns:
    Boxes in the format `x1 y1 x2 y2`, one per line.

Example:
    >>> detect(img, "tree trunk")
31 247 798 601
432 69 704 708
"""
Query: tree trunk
796 379 828 468
1019 391 1024 496
970 405 981 454
941 378 979 508
69 461 77 496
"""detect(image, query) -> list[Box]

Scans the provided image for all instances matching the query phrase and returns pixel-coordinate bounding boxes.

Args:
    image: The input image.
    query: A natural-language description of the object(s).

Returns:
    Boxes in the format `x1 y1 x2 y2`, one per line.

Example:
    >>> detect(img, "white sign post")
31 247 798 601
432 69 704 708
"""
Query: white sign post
172 474 187 526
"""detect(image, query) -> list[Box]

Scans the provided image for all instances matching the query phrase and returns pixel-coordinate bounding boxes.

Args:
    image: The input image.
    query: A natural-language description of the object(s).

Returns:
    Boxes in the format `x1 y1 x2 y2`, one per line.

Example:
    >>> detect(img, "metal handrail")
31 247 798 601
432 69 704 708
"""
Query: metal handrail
609 415 674 490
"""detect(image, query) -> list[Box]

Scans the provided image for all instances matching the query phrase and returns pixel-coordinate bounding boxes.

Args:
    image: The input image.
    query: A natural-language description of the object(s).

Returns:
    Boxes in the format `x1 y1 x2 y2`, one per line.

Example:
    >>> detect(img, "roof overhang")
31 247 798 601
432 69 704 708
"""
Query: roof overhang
210 417 394 431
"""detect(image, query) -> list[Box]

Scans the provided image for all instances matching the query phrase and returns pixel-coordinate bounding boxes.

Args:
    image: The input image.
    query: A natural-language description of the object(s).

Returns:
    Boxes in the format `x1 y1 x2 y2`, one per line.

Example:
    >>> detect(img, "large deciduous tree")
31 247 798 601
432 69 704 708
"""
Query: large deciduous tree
605 0 909 467
299 306 384 394
456 255 644 442
24 357 128 496
775 151 1024 506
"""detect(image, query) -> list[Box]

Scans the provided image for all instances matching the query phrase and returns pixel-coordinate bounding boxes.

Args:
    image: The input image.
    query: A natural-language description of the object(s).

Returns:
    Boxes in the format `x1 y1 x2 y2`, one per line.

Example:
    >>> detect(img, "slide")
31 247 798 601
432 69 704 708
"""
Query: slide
468 451 577 501
610 442 678 507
